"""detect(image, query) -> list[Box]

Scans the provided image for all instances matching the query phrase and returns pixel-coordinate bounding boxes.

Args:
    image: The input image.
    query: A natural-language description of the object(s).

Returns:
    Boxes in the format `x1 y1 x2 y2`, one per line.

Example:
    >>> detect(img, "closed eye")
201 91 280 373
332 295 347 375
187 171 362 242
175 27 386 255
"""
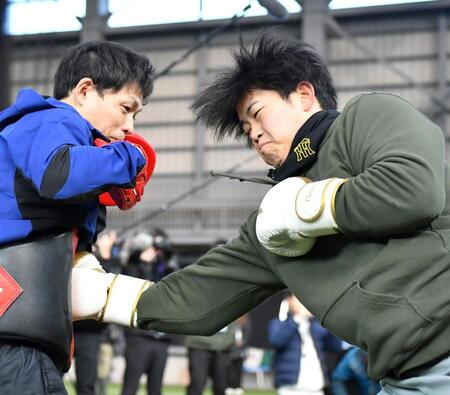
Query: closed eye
253 107 263 118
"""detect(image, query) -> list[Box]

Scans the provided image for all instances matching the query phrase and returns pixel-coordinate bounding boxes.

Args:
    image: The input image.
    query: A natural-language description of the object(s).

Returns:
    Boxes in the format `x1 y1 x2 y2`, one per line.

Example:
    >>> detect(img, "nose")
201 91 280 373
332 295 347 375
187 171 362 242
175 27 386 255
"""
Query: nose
250 128 263 144
121 115 134 135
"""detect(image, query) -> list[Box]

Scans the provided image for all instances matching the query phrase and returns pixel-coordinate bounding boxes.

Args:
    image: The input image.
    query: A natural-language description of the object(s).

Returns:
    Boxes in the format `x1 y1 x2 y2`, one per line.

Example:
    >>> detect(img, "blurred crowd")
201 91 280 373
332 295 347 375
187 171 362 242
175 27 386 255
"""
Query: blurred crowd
68 231 379 395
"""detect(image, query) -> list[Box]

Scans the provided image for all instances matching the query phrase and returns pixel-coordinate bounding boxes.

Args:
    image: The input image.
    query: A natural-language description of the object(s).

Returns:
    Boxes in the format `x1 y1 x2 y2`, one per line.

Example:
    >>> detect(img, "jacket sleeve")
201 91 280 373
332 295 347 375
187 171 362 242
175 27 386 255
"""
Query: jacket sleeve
334 93 446 237
136 212 285 336
317 326 343 353
268 317 299 349
26 120 145 201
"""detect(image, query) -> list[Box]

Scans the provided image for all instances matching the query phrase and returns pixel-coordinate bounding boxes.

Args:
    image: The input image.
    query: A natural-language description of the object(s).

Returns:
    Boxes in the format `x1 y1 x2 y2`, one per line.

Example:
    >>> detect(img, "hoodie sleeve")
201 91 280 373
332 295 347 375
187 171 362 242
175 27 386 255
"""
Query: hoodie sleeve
27 119 145 201
334 93 446 237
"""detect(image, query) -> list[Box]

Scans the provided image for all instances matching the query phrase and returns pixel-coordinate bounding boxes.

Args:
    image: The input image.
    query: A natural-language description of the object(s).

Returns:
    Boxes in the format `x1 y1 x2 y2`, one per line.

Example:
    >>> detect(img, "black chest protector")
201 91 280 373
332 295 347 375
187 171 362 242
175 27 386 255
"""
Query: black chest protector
0 232 73 372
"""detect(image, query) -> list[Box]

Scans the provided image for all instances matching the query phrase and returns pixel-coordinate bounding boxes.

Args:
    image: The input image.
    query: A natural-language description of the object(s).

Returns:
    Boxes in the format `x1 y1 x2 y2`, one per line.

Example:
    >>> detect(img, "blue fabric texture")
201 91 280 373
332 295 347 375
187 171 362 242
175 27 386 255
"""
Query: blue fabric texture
332 347 380 395
0 88 145 245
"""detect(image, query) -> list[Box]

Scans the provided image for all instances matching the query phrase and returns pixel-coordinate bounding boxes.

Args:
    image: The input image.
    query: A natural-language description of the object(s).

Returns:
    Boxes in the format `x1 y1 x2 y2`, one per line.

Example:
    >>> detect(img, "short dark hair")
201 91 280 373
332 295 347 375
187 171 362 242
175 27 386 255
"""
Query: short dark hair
191 34 337 143
53 40 155 103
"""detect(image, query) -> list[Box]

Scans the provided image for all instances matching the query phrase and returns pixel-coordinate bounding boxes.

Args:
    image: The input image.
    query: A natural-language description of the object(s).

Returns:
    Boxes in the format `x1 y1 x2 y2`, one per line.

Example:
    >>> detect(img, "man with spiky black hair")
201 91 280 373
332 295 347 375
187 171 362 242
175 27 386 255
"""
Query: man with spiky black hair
80 34 450 395
192 34 337 151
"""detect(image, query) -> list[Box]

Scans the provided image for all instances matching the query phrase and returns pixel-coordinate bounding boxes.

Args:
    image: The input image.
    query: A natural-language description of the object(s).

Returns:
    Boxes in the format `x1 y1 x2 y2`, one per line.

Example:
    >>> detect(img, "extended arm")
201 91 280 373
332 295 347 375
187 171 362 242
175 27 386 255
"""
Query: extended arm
72 212 285 334
136 214 285 335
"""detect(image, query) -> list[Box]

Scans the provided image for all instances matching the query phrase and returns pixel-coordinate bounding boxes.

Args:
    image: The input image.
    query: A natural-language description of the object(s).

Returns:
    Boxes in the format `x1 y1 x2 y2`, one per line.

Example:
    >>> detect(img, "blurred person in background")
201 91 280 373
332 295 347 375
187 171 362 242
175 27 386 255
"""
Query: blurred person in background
331 348 380 395
184 238 237 395
226 314 252 395
268 293 342 395
120 230 178 395
94 231 125 395
96 323 126 395
73 230 124 395
185 323 238 395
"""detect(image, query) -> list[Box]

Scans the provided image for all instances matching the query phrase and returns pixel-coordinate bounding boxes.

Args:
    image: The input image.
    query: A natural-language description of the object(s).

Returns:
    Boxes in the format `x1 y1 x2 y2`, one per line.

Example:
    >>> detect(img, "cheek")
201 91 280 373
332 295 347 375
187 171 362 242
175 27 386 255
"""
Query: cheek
261 115 280 135
101 108 122 127
263 115 293 142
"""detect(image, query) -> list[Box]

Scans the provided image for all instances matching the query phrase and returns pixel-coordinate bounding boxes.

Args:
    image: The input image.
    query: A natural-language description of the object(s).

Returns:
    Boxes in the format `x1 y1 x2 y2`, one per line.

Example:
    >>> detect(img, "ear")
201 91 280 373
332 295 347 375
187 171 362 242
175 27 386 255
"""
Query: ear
295 81 317 112
71 77 96 106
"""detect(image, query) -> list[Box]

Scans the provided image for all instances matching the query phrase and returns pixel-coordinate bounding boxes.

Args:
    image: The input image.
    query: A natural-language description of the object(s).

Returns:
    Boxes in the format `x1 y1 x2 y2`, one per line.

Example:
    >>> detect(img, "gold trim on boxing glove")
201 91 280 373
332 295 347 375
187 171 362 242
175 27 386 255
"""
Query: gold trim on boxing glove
74 251 90 260
295 178 347 223
130 280 152 327
98 274 119 322
295 179 331 222
331 179 348 225
296 176 312 185
73 251 90 267
73 251 105 272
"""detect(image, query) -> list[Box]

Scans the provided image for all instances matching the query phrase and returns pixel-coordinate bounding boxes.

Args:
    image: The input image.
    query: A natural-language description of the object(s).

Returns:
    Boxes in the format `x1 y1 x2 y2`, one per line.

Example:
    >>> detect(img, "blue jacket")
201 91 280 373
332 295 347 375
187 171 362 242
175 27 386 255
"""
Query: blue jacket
268 315 342 388
331 347 381 395
0 88 145 246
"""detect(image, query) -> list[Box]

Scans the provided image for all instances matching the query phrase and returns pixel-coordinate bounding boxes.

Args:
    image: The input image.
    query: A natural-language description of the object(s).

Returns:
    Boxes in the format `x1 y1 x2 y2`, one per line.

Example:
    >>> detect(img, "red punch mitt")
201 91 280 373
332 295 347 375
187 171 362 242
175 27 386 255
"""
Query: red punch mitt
95 133 156 210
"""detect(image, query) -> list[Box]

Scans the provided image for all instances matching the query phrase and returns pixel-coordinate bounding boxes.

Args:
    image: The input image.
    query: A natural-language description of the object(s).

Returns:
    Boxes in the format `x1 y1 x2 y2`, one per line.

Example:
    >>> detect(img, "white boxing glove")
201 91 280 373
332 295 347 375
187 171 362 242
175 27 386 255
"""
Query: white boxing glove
72 252 151 327
256 177 347 257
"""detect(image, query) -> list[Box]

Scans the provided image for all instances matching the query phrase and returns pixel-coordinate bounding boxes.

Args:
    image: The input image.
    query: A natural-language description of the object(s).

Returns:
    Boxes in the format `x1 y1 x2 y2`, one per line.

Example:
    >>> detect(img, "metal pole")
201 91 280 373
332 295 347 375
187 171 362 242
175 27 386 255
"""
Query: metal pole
79 0 110 43
298 0 331 59
0 0 10 110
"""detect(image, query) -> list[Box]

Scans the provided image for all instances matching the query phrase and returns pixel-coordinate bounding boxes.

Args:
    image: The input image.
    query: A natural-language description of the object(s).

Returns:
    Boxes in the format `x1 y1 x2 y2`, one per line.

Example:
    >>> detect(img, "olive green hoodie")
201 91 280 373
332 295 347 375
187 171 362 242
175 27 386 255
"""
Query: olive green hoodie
137 93 450 380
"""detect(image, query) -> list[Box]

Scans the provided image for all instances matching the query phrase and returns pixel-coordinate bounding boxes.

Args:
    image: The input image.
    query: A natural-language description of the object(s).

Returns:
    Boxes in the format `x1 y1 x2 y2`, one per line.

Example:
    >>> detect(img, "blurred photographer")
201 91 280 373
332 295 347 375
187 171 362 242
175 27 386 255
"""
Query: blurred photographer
120 230 178 395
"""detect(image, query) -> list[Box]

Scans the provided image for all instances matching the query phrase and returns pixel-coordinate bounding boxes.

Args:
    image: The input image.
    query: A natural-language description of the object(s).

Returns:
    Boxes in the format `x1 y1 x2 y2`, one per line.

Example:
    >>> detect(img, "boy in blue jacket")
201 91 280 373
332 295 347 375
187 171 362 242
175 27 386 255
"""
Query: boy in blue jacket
0 40 154 394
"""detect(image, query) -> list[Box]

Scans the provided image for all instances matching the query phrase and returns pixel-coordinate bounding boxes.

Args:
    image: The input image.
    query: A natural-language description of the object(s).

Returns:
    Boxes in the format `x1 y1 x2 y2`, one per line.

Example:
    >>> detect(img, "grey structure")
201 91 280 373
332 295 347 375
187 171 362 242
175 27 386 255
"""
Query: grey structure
5 0 450 248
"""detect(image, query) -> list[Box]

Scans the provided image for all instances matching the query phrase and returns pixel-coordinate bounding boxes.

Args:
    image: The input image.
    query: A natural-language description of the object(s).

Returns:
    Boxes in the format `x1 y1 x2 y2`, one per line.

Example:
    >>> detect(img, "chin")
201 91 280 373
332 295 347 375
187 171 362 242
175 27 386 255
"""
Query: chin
261 152 282 168
266 161 281 168
270 159 283 168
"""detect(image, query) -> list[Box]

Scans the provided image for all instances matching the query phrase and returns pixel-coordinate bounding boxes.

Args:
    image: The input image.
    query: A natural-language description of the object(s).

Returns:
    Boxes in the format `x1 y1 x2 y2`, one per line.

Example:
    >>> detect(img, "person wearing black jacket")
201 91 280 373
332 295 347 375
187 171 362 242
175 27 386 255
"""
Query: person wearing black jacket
120 231 177 395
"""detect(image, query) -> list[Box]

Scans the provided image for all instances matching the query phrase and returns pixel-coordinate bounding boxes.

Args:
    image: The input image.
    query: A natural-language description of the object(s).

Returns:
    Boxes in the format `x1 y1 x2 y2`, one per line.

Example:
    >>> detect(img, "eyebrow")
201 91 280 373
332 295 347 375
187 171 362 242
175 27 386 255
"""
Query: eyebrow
125 98 143 120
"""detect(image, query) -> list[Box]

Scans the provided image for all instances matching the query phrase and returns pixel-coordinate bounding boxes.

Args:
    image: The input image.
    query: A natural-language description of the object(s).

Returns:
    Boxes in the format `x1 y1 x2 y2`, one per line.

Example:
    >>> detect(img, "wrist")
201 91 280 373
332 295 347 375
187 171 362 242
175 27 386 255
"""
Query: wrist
295 177 347 237
100 274 152 327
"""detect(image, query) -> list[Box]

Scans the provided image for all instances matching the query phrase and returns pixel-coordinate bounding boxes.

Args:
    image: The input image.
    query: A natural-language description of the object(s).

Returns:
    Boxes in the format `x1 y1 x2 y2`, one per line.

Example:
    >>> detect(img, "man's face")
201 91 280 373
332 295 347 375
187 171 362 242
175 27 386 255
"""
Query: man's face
236 89 306 168
79 83 143 141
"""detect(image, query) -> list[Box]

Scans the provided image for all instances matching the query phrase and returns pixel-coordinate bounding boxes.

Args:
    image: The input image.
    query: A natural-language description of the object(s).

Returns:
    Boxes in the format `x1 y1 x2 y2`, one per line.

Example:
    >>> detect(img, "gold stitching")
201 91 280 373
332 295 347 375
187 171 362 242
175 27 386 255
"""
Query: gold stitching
130 281 152 327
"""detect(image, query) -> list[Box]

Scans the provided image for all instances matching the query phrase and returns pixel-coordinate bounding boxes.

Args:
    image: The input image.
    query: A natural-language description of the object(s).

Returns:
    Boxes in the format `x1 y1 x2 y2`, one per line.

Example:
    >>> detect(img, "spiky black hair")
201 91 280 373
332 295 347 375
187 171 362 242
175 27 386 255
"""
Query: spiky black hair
191 33 337 143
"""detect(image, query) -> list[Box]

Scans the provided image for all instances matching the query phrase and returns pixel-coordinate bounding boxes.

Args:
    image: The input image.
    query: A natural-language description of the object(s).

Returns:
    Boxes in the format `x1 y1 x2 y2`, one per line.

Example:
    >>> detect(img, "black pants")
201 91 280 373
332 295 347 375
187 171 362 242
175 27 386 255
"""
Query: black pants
227 357 244 388
73 330 102 395
121 335 169 395
187 348 231 395
0 343 67 395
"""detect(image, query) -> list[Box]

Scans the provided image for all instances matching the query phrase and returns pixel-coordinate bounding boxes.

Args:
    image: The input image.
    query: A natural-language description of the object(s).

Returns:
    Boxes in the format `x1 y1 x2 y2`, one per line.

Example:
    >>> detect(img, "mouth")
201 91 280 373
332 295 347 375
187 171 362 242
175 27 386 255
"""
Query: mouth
258 141 271 151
